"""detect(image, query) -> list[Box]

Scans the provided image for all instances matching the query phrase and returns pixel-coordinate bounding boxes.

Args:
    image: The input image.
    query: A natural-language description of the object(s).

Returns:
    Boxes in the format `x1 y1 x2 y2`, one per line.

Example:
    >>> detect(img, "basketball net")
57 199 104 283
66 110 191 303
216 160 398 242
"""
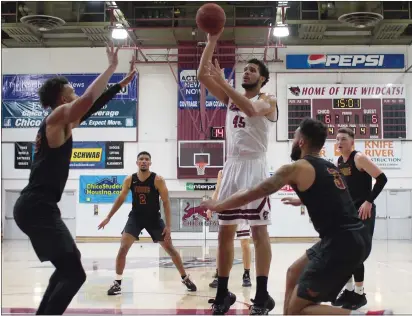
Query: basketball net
195 162 208 175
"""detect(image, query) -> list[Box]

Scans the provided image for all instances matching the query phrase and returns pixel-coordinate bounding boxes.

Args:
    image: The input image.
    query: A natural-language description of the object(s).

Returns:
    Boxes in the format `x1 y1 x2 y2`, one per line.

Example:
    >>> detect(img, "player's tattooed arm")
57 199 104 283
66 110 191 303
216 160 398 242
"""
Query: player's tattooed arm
203 163 299 212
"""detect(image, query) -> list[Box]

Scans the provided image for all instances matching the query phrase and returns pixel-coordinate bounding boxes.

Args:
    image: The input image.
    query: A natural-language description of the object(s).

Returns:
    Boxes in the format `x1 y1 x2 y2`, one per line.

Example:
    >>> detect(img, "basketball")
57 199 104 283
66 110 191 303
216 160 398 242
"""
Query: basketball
196 3 226 35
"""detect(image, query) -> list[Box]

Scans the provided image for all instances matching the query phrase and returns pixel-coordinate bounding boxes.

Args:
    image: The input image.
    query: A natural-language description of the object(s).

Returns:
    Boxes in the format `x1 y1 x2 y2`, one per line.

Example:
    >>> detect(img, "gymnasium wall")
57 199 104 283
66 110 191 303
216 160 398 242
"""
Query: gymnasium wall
2 44 411 239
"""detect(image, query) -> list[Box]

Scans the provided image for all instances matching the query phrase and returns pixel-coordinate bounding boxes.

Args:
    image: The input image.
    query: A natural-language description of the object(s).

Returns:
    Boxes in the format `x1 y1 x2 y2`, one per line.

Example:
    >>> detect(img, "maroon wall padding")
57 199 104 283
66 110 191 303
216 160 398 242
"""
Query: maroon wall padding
176 40 236 179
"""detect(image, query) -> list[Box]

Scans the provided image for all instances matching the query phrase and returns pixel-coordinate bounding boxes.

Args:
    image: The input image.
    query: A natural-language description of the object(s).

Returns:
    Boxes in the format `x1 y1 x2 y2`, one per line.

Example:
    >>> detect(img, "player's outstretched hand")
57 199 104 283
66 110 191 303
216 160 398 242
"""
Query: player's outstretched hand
120 55 137 88
281 197 302 207
106 41 119 68
98 217 110 230
203 59 225 83
206 209 213 219
207 28 224 43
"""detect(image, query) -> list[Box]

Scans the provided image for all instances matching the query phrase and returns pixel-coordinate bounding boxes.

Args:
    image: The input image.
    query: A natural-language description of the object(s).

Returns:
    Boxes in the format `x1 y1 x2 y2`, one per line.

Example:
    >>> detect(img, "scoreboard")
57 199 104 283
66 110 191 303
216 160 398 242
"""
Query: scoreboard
287 84 406 140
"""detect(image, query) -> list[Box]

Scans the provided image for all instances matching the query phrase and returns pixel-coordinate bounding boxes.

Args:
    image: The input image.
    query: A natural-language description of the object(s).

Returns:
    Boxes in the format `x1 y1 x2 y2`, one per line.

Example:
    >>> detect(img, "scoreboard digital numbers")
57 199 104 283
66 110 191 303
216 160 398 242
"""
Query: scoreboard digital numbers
287 84 406 139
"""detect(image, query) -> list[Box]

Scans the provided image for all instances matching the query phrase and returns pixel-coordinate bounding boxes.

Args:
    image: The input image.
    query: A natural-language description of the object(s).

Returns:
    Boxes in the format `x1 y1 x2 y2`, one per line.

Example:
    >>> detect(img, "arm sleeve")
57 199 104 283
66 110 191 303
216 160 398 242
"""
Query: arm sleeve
366 173 388 203
80 84 122 123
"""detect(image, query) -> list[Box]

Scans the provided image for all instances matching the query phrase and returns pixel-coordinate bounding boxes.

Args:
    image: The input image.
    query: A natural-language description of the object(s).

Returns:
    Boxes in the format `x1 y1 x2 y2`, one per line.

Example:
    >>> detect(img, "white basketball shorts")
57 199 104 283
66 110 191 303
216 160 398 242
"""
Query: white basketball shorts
236 223 251 239
218 154 271 226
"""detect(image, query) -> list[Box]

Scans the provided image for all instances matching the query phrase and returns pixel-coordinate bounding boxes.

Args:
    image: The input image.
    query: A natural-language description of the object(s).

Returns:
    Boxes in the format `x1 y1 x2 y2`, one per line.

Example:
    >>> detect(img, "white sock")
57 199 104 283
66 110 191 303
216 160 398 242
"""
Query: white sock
345 277 354 291
350 311 365 315
116 274 122 281
355 285 364 295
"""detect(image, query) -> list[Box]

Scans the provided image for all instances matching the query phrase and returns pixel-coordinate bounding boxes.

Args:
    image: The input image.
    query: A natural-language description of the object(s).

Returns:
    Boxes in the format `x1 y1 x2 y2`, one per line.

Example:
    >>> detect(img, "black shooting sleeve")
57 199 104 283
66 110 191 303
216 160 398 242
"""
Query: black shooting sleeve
80 83 122 123
366 173 388 203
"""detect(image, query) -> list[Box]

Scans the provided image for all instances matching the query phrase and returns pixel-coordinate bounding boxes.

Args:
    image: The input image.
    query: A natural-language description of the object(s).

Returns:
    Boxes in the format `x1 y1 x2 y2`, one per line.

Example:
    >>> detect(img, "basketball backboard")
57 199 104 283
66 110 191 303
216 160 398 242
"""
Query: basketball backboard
178 140 225 179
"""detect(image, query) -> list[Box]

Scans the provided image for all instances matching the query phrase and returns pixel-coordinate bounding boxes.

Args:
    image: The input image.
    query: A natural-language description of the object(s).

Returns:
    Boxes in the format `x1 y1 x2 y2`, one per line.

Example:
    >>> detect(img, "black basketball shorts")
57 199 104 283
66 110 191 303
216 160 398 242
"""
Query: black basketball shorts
122 211 165 242
355 201 376 238
298 226 372 303
13 193 79 263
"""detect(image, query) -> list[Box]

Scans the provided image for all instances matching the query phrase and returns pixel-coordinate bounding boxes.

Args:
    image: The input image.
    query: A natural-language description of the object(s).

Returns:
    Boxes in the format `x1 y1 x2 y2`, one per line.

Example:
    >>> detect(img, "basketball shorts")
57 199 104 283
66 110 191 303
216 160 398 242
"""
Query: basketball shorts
13 192 79 263
217 154 271 226
236 223 251 240
354 200 376 238
298 226 372 304
122 211 165 242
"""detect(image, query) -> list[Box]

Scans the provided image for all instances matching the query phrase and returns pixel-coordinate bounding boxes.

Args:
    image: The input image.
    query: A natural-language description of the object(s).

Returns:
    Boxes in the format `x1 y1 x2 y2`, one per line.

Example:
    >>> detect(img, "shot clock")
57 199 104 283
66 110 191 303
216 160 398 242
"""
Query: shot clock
210 126 225 140
287 84 406 140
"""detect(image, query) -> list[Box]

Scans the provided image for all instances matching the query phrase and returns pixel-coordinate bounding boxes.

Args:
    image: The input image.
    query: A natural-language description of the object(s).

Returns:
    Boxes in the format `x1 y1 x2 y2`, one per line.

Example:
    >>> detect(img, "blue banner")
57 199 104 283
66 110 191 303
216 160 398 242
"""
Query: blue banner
2 73 138 100
286 54 405 69
2 73 138 128
15 141 124 169
178 68 234 109
79 175 132 203
2 99 136 128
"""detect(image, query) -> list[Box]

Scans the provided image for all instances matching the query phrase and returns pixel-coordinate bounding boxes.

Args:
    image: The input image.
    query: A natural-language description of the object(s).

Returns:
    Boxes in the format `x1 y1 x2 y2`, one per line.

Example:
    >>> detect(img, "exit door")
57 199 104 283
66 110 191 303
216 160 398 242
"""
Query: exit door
4 190 77 240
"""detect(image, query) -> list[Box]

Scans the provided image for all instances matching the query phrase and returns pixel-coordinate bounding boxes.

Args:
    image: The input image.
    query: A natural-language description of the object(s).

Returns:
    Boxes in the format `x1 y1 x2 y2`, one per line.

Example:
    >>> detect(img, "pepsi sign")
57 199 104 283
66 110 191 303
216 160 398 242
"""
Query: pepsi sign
286 54 405 69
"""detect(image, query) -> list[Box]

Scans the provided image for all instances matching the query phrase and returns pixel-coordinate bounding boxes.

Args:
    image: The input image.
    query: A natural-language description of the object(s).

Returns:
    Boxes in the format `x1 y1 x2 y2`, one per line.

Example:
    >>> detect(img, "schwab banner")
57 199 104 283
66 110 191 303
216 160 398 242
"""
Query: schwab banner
286 54 405 69
2 73 138 128
79 175 132 203
178 68 234 109
14 141 124 169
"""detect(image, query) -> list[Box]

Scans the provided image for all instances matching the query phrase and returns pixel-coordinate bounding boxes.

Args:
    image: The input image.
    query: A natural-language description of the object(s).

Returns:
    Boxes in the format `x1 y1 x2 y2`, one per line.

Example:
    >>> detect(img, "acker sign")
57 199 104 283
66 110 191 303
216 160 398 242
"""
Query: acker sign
286 54 405 69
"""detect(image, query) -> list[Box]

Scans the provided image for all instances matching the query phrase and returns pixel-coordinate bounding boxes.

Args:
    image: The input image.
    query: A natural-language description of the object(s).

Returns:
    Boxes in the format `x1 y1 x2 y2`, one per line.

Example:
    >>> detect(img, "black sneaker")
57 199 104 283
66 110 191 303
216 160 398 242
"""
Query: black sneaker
249 294 275 315
332 289 353 306
242 273 252 287
210 277 218 288
182 274 197 292
209 291 237 315
342 292 367 310
107 280 121 295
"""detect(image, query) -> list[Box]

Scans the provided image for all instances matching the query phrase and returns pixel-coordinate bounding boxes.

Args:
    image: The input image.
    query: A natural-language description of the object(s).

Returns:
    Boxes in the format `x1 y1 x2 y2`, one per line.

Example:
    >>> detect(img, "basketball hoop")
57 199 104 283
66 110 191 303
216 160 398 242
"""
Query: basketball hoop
195 162 208 175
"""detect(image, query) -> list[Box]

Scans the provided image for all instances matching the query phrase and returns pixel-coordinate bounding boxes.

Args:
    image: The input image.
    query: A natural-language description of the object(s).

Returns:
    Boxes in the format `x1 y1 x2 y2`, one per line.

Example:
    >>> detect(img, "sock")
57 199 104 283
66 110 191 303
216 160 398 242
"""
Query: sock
254 276 269 305
181 275 187 280
215 277 229 302
244 269 250 275
346 277 354 291
116 274 122 285
214 269 218 278
355 285 364 295
350 311 365 315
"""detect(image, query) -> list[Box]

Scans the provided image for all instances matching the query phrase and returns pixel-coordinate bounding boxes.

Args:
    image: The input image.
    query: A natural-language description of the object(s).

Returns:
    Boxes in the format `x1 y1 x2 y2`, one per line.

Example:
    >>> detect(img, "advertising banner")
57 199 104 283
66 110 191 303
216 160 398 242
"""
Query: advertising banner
185 183 217 191
287 84 405 99
14 141 124 169
79 175 132 203
286 54 405 69
323 140 403 169
178 68 234 109
2 73 138 128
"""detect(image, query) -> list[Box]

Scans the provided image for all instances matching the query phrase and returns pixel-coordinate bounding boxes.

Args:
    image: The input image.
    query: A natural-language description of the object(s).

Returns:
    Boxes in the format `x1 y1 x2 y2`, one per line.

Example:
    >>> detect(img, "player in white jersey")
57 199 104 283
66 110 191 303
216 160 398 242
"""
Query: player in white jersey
198 28 278 315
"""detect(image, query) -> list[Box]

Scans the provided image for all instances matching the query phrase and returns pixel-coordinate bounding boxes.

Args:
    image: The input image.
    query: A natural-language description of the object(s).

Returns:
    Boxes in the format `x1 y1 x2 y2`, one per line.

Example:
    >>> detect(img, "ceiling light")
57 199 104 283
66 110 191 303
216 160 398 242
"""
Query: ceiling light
111 24 128 40
273 24 289 37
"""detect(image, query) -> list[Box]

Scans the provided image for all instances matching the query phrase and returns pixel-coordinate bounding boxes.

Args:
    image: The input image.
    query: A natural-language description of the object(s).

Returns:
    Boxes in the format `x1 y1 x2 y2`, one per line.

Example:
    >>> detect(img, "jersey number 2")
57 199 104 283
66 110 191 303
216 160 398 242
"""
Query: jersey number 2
139 194 147 204
233 115 245 128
